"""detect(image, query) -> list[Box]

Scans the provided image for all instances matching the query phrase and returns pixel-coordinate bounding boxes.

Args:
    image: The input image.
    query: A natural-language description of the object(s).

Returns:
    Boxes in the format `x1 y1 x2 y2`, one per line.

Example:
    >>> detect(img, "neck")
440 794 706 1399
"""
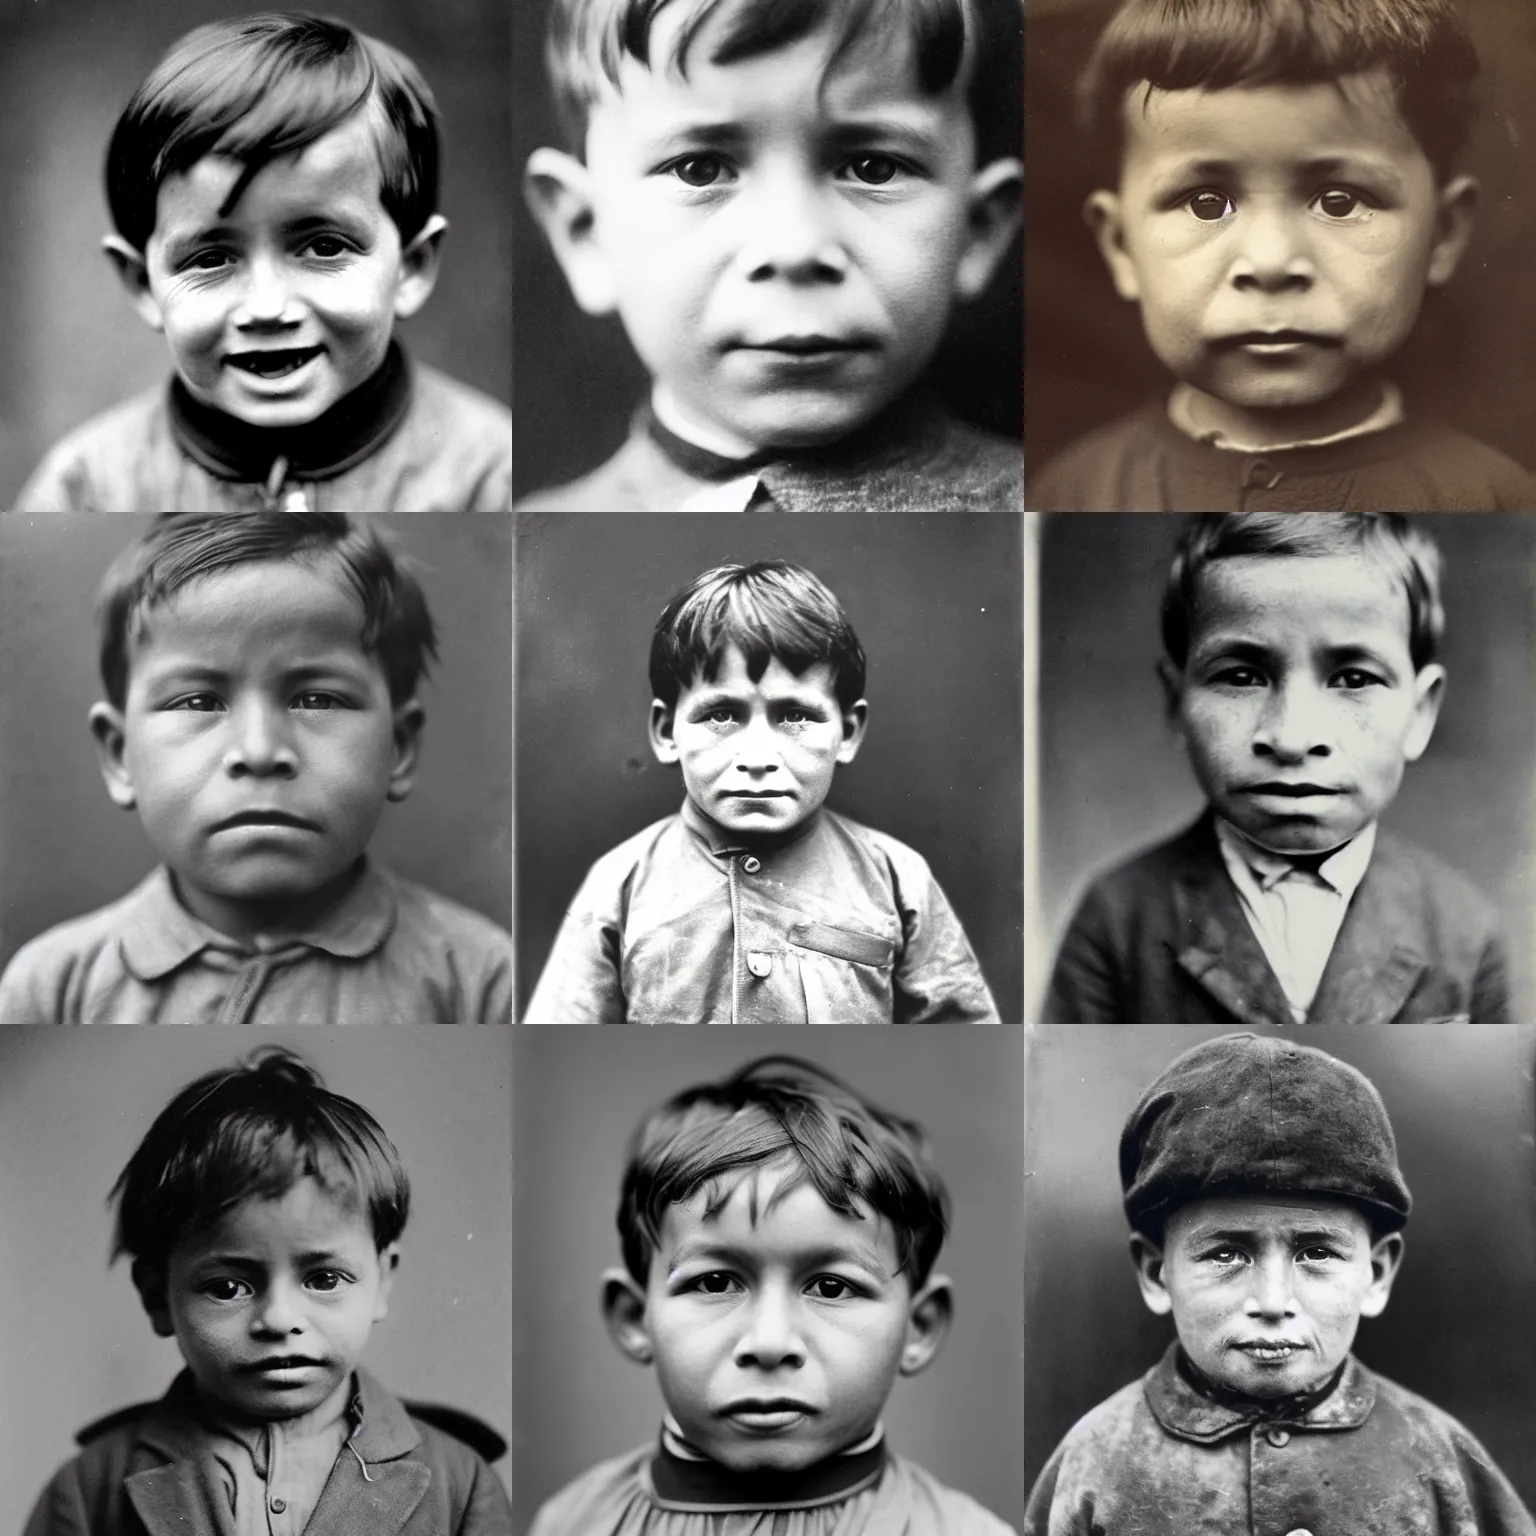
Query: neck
652 383 758 460
1177 375 1390 450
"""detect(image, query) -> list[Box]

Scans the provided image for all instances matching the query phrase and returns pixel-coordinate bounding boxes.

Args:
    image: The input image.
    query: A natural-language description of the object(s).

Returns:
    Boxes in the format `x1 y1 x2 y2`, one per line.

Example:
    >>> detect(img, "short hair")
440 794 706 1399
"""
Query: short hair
650 560 867 710
107 12 440 252
1080 0 1480 181
96 511 439 712
112 1047 410 1273
1161 512 1444 672
546 0 1020 165
616 1055 950 1288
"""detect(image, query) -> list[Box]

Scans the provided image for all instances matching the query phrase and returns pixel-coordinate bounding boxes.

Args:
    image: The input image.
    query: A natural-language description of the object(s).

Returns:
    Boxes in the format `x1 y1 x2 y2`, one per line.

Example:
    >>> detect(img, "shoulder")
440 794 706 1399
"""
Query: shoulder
568 816 686 902
1367 827 1500 939
10 387 172 512
526 1446 652 1536
383 868 514 950
1028 405 1168 511
1067 817 1214 918
821 810 936 884
1383 419 1536 508
514 429 661 512
919 415 1024 509
374 869 513 1022
1357 1365 1520 1473
390 359 511 511
410 360 512 441
888 1454 1020 1535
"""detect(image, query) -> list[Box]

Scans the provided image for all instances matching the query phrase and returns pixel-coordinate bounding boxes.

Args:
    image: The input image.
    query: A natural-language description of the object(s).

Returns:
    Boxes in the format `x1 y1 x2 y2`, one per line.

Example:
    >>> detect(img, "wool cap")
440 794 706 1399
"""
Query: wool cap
1121 1033 1411 1235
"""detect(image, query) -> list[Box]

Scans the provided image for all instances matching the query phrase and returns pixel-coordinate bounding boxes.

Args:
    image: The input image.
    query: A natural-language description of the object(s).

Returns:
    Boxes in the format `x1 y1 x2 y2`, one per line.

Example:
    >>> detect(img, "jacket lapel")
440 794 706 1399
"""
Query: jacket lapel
125 1464 229 1536
302 1368 431 1536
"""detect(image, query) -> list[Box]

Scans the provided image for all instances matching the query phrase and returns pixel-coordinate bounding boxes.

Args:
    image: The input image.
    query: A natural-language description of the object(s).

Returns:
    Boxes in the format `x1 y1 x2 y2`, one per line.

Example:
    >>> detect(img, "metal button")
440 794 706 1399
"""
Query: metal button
741 855 761 873
270 1497 287 1514
1266 1427 1290 1447
747 951 773 978
1284 1529 1312 1536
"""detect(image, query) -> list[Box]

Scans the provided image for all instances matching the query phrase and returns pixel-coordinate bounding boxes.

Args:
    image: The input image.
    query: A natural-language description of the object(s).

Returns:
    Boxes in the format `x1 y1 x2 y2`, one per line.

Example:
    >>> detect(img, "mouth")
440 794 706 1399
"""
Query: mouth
239 1355 328 1376
212 810 322 833
1220 330 1341 356
1233 1341 1308 1363
726 790 792 800
720 1398 817 1430
224 345 324 379
1237 782 1344 799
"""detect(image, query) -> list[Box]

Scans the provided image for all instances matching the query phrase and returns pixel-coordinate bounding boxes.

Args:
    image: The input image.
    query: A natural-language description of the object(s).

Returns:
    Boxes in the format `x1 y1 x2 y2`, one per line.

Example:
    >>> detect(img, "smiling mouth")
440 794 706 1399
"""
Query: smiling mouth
225 346 324 378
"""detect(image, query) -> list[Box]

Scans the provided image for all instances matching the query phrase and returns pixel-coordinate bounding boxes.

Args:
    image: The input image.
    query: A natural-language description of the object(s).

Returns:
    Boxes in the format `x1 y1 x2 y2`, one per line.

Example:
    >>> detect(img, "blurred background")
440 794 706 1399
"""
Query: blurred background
1026 1025 1536 1513
0 1027 512 1529
514 1025 1024 1532
0 0 510 509
1026 0 1536 484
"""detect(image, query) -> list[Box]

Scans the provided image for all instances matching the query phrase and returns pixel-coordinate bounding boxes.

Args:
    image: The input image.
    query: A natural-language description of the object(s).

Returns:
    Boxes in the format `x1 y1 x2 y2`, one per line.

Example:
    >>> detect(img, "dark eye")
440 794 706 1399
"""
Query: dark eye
695 1272 738 1294
809 1276 856 1299
189 249 233 270
782 707 811 723
294 692 342 710
203 1278 251 1301
307 1270 346 1292
1299 1246 1337 1263
1314 187 1367 220
1212 667 1264 688
845 154 900 185
1333 669 1380 690
1206 1247 1244 1265
305 235 349 258
670 154 729 188
1187 190 1235 223
170 693 223 712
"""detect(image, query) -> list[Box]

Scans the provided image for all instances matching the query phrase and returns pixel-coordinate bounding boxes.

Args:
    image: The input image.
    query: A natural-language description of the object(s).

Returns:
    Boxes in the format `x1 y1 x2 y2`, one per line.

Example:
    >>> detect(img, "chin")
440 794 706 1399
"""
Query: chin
708 1438 829 1474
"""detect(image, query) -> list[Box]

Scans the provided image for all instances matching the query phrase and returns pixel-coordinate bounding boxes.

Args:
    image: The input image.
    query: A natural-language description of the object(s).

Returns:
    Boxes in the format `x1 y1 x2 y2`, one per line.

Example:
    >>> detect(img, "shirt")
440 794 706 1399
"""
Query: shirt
524 801 1000 1024
0 859 513 1024
1215 820 1377 1023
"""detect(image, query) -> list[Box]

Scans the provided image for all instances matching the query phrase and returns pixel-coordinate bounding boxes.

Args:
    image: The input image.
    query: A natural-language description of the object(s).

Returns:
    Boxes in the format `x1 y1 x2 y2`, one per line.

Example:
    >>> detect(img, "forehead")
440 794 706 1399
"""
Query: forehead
1168 1192 1371 1242
174 1176 373 1262
681 643 840 703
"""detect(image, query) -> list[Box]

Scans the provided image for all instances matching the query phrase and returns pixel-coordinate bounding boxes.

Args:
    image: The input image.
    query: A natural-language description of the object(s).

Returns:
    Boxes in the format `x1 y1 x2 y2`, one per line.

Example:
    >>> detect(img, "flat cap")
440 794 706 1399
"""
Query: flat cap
1121 1033 1411 1233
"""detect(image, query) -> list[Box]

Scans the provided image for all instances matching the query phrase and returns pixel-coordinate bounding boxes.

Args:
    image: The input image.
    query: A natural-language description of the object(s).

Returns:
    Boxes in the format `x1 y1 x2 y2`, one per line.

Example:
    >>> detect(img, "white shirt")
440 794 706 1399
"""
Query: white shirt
1169 381 1405 453
1215 819 1377 1023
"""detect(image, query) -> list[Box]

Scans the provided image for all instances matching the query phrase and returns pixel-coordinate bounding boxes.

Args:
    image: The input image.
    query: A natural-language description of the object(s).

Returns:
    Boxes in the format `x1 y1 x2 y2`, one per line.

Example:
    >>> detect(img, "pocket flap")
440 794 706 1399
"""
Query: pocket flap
789 920 895 968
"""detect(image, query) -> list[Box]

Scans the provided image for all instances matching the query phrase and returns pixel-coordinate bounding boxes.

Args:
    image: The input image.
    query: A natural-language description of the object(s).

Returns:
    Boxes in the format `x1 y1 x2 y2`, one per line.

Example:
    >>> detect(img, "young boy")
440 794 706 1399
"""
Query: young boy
1029 0 1536 512
12 14 511 513
23 1047 513 1536
1025 1033 1536 1536
0 513 513 1024
519 0 1023 512
530 1054 1017 1534
1044 513 1507 1024
524 560 999 1022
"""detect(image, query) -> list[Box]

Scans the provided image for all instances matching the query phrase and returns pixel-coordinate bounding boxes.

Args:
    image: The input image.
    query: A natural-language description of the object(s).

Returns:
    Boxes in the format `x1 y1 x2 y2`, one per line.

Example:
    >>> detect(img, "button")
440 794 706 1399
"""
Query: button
1243 457 1282 491
1266 1427 1290 1447
270 1497 287 1514
1284 1529 1313 1536
741 856 761 873
747 951 773 978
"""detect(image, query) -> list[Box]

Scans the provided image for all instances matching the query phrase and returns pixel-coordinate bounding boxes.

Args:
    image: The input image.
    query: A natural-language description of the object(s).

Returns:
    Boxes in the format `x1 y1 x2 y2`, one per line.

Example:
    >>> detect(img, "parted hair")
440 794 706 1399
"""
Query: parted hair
112 1047 410 1272
1080 0 1480 180
617 1055 950 1288
650 560 867 710
107 12 440 252
1162 512 1444 672
96 511 439 711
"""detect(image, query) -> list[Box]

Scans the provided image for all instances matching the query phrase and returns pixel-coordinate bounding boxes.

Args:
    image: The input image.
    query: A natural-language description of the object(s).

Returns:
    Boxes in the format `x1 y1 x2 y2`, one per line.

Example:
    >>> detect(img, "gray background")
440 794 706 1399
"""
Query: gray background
516 512 1024 1023
0 0 511 509
0 1026 512 1531
1025 1024 1536 1512
0 513 512 975
1034 513 1536 1021
513 1025 1025 1533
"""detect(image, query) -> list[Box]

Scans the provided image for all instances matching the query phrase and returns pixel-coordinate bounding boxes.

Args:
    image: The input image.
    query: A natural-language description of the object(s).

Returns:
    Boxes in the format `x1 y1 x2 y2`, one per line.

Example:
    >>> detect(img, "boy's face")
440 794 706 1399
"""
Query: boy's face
630 1161 943 1471
530 5 1020 453
1161 552 1445 856
1132 1193 1402 1399
1087 71 1477 432
108 114 442 428
90 559 421 940
650 643 866 840
143 1176 396 1421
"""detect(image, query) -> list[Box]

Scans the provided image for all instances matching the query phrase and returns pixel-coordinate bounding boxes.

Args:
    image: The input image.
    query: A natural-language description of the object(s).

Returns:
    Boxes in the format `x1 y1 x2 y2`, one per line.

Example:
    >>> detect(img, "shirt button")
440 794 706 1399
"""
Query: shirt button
747 951 773 978
1266 1427 1291 1447
1284 1529 1313 1536
270 1497 287 1513
741 856 761 873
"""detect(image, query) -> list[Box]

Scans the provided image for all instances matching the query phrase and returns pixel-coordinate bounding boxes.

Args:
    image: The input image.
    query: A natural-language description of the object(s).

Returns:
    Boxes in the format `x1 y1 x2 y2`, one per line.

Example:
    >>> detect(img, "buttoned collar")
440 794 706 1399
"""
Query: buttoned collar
678 796 825 860
1143 1342 1377 1444
116 860 398 982
1216 818 1377 900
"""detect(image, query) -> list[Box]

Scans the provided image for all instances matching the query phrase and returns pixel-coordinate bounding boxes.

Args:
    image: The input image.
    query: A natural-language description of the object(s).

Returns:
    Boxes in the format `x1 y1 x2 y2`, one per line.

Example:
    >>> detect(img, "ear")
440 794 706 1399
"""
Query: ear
89 702 138 811
1425 174 1479 289
1156 658 1186 743
1356 1230 1405 1319
131 1260 176 1338
1085 189 1141 303
835 699 869 765
953 156 1023 303
385 698 425 803
897 1273 953 1377
103 235 166 333
524 147 620 316
393 214 449 320
372 1243 401 1323
601 1266 655 1365
1129 1232 1174 1316
649 699 681 766
1401 664 1446 763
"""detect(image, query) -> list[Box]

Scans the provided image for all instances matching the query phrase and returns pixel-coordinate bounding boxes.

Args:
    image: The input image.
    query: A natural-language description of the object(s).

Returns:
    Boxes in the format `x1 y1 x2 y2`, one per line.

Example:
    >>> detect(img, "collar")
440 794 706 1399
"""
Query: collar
677 795 825 859
645 400 777 482
1215 818 1376 900
168 340 412 496
648 1419 887 1512
1168 380 1404 453
1144 1343 1376 1444
116 860 398 982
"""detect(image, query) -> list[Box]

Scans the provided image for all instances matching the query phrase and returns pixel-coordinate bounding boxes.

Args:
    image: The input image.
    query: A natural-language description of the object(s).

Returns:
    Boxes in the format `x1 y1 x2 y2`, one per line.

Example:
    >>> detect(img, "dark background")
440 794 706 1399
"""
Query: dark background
0 0 511 510
514 1025 1024 1533
1025 1024 1536 1512
1025 0 1536 479
0 514 512 974
1032 513 1536 1021
516 512 1024 1022
510 0 1022 502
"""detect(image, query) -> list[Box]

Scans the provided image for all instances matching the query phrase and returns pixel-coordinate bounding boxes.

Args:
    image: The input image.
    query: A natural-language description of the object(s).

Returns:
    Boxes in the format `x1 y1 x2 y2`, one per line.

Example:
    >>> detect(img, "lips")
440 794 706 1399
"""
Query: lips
1219 330 1341 350
720 1397 817 1429
1238 782 1343 797
239 1355 327 1374
213 810 322 832
1234 1341 1307 1361
225 345 324 377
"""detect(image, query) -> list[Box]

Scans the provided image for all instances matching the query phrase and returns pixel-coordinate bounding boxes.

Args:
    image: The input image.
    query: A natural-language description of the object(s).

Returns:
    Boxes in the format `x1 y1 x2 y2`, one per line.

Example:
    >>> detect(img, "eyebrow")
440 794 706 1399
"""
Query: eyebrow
1186 1224 1357 1245
667 1239 890 1278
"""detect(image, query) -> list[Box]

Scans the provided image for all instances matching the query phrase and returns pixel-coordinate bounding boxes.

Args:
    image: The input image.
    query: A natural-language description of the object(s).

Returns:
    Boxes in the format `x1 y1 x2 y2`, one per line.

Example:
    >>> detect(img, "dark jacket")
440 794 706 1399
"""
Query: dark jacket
23 1370 512 1536
1025 1344 1536 1536
1044 814 1508 1024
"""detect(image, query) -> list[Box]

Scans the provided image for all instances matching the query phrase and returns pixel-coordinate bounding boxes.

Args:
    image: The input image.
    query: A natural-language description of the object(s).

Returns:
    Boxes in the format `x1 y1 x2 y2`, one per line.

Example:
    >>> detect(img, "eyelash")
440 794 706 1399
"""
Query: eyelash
656 152 918 190
200 1271 350 1301
684 1272 862 1299
1180 186 1378 224
182 236 355 273
1206 668 1384 690
167 692 348 712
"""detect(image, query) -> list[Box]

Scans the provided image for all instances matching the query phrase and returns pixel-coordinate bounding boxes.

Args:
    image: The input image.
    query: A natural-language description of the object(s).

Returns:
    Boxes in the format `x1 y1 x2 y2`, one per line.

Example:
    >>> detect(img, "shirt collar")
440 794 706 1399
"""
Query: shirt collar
677 795 824 859
1215 817 1377 900
116 860 397 982
1168 380 1404 453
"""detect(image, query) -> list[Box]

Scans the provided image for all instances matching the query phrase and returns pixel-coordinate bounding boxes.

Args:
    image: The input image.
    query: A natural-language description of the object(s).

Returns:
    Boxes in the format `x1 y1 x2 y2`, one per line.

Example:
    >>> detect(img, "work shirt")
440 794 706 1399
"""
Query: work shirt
524 802 999 1023
1025 1344 1536 1536
0 859 513 1024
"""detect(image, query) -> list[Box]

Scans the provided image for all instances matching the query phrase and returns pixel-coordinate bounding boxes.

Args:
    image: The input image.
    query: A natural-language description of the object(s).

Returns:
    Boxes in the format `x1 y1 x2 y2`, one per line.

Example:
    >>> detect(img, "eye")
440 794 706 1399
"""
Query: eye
1331 668 1382 690
781 706 813 724
1211 666 1265 688
1313 187 1371 221
700 705 737 726
841 153 903 186
294 691 344 710
169 693 223 712
188 249 234 271
303 235 351 258
202 1278 253 1302
1186 190 1235 223
307 1270 348 1292
808 1275 857 1299
1299 1246 1339 1263
665 154 733 188
1203 1246 1245 1266
691 1271 742 1295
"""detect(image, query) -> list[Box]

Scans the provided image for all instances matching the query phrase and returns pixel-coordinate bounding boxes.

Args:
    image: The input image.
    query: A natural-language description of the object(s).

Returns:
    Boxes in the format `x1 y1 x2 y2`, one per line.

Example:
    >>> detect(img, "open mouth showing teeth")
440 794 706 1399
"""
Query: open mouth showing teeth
227 347 322 377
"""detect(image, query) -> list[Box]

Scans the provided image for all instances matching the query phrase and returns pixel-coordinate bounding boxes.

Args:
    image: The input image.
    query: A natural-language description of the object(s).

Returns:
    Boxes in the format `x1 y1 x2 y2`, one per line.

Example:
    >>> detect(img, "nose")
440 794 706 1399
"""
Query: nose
733 714 787 776
1252 678 1332 764
235 250 301 329
1243 1253 1297 1322
223 698 299 779
1229 203 1314 294
253 1279 305 1336
739 167 848 285
733 1283 807 1370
